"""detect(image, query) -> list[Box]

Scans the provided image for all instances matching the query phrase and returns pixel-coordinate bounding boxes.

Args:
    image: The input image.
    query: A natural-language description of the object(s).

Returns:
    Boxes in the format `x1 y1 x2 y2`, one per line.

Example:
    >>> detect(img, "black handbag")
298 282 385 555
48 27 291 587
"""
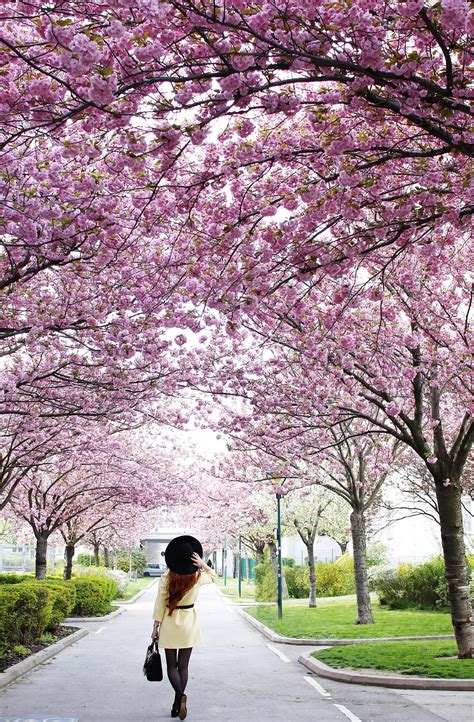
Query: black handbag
143 641 163 681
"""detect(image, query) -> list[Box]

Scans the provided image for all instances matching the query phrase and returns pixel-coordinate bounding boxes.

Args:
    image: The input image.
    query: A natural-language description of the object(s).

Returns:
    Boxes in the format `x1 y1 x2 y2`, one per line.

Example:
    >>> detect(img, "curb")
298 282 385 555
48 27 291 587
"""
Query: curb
299 651 474 691
64 606 124 623
0 627 88 690
239 609 454 646
114 579 157 605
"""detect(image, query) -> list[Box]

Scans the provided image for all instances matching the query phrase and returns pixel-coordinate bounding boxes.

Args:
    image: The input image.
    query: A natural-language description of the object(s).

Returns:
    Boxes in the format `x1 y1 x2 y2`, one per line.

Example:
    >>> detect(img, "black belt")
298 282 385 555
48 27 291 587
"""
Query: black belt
175 604 194 609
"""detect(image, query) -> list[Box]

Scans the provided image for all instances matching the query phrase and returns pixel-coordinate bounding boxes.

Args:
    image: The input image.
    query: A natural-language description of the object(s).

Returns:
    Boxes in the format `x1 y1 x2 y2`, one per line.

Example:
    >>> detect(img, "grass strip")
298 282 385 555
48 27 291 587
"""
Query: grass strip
118 577 155 600
313 640 474 679
245 599 453 639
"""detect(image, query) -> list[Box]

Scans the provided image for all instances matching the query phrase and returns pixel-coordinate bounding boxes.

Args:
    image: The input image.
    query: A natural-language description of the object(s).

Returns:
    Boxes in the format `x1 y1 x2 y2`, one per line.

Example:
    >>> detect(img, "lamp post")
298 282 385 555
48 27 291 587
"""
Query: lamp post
223 536 227 587
276 487 283 620
238 534 242 598
268 470 285 620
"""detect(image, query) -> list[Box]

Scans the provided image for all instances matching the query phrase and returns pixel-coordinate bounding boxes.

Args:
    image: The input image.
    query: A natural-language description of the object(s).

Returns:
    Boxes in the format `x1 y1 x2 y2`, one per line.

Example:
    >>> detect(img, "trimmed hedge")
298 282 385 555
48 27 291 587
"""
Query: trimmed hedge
0 573 31 584
0 580 76 652
0 573 119 652
70 576 118 616
43 580 77 625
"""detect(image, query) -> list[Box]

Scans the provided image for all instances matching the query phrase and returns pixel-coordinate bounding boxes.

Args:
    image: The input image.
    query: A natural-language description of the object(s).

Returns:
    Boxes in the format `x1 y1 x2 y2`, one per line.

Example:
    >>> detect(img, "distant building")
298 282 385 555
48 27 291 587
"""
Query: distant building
0 543 64 573
282 534 341 565
140 530 180 565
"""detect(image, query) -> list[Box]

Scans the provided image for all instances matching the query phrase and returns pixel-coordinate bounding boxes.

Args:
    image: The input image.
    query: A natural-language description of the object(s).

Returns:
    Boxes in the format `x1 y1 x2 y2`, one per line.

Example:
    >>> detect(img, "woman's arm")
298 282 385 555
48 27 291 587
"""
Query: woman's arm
151 620 160 641
192 552 218 584
151 575 167 638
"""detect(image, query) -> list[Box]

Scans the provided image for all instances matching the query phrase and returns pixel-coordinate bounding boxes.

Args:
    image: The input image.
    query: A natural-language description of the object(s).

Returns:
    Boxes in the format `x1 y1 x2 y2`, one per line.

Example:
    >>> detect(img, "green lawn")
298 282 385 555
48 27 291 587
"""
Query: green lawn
245 599 453 639
118 577 156 600
216 577 256 601
313 641 474 679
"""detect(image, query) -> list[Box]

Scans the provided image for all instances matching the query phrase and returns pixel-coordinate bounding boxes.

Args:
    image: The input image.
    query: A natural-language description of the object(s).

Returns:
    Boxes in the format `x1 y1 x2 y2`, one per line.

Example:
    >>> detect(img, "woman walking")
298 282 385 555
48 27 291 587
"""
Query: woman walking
152 535 216 720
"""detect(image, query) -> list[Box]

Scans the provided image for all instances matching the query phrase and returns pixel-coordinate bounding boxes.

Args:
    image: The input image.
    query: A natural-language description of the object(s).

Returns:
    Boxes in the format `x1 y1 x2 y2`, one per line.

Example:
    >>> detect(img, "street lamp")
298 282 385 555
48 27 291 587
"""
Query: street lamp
238 534 242 598
267 470 286 620
223 536 227 587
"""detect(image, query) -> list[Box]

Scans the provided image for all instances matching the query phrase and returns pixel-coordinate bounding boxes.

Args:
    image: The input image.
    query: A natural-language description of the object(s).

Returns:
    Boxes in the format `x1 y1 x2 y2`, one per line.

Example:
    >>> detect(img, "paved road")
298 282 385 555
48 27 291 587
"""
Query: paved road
0 582 472 722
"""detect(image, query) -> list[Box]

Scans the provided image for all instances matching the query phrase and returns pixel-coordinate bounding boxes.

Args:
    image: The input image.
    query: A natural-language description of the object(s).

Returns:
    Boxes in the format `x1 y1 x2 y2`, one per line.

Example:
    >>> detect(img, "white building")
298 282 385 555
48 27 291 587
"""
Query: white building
282 534 341 565
370 493 473 566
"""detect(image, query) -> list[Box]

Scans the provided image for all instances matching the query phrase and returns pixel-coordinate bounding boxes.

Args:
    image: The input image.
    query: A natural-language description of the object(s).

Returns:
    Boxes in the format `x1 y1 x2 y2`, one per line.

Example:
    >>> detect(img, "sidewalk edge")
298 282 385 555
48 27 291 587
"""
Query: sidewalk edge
0 628 88 690
238 608 454 646
298 651 474 691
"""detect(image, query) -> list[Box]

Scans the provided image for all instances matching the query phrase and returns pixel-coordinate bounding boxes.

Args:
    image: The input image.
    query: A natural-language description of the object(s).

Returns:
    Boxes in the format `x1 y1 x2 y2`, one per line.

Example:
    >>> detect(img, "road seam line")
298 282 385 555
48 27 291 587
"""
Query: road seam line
94 627 106 634
266 644 291 663
333 703 362 722
304 675 331 698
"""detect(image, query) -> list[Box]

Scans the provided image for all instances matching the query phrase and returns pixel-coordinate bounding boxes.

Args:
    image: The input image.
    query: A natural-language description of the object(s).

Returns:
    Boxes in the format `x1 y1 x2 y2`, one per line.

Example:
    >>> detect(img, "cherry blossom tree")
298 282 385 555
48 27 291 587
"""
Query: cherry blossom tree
190 236 472 651
1 0 471 657
1 1 471 302
7 429 189 578
281 485 334 607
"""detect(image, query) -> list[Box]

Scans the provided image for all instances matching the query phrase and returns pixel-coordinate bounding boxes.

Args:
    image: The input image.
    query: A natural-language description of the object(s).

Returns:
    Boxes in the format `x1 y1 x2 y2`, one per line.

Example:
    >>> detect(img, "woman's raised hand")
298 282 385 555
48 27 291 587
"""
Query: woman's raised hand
192 552 204 569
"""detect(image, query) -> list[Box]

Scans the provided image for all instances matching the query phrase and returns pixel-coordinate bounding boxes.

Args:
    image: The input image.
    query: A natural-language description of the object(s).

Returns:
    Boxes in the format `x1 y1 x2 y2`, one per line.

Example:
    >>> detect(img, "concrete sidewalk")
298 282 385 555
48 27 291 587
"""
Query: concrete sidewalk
0 582 472 722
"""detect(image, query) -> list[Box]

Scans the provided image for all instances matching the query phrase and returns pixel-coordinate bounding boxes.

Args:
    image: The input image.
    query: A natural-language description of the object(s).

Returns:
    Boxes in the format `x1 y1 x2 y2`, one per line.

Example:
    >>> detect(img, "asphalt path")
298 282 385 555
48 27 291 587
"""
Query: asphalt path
0 582 472 722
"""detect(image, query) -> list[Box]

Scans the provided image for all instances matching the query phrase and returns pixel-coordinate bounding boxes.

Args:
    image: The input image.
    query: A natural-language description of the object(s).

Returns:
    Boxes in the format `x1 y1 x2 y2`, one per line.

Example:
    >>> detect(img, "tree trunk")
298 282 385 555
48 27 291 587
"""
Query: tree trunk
255 541 265 563
435 479 473 658
103 546 110 568
93 541 100 566
350 510 373 624
35 534 48 580
307 542 317 608
64 542 75 580
337 540 349 555
267 541 289 599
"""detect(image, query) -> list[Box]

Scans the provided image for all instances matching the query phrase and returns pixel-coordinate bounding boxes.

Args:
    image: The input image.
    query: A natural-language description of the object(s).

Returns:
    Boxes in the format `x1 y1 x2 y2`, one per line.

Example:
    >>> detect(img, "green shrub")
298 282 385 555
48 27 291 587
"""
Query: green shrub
368 566 407 608
370 557 456 611
43 580 76 626
70 576 118 615
316 556 356 597
76 552 102 566
284 556 355 599
0 573 31 584
90 575 118 602
254 561 277 602
284 565 309 598
0 582 52 651
114 549 147 575
70 578 106 616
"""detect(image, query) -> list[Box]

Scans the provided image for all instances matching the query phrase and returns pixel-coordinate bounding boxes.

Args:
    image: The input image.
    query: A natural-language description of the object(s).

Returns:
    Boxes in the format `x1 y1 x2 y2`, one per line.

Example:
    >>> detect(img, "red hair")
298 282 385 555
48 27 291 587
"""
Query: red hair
166 571 199 615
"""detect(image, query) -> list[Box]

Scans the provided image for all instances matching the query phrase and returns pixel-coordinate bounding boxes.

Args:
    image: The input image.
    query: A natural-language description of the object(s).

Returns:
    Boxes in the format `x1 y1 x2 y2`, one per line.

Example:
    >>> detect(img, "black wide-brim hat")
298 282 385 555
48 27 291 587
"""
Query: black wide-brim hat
165 535 203 575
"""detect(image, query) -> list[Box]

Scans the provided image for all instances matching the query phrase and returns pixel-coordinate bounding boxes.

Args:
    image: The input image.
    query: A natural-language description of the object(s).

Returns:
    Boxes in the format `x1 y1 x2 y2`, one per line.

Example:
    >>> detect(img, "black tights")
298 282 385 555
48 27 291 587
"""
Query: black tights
165 648 193 704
